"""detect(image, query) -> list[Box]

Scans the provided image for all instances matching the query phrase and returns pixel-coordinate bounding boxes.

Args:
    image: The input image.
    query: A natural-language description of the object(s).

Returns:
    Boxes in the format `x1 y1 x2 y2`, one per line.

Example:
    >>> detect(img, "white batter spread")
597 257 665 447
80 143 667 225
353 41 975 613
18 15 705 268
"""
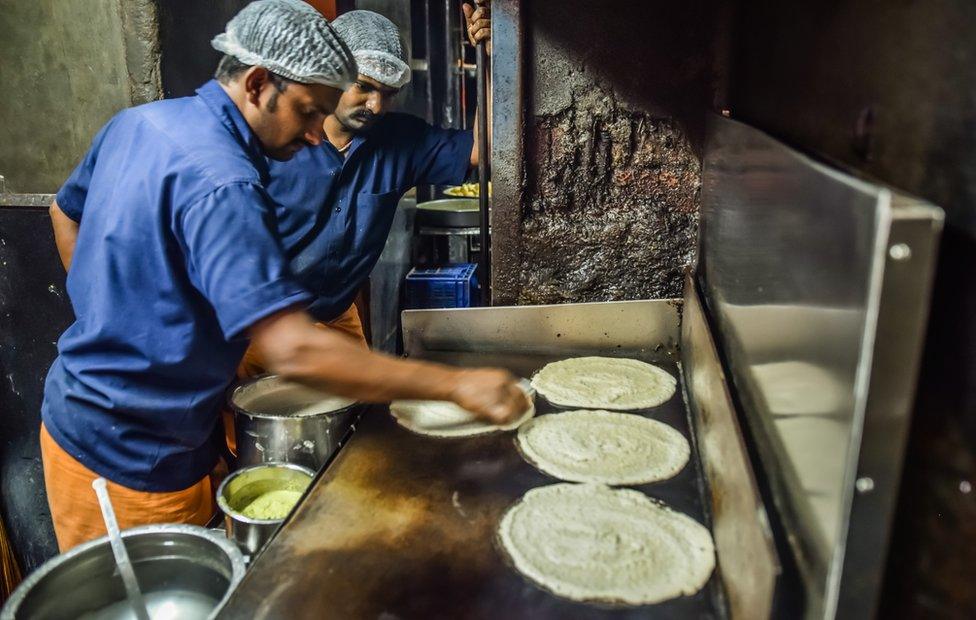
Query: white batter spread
531 357 676 410
497 483 715 605
517 410 689 485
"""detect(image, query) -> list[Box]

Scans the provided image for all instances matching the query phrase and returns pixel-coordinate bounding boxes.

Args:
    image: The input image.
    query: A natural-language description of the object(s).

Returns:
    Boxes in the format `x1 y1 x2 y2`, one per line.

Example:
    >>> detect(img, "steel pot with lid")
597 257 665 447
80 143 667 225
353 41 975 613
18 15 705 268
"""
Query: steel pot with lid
1 524 245 619
228 374 361 471
413 198 483 266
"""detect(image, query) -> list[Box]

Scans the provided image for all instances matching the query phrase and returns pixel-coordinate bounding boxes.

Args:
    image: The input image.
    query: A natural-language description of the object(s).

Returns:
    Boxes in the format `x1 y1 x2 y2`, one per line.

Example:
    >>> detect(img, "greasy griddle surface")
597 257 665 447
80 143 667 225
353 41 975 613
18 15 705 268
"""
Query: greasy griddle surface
218 352 724 620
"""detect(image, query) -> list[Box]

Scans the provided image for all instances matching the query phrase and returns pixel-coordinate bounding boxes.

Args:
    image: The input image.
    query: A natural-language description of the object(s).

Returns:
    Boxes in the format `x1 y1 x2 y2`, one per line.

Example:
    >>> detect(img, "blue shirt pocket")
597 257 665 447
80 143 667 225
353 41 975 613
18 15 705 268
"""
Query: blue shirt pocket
350 189 402 255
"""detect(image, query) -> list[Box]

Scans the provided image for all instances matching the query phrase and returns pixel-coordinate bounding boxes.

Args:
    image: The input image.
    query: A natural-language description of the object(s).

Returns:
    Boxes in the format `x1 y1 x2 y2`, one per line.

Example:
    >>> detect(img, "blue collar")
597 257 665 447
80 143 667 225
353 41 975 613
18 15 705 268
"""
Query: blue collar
196 79 270 181
346 133 368 159
323 132 369 164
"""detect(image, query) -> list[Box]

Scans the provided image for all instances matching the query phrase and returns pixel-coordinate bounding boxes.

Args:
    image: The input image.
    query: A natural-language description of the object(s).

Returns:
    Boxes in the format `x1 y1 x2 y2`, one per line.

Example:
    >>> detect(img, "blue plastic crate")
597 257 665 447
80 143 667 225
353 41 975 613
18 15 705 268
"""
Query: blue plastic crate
404 264 479 309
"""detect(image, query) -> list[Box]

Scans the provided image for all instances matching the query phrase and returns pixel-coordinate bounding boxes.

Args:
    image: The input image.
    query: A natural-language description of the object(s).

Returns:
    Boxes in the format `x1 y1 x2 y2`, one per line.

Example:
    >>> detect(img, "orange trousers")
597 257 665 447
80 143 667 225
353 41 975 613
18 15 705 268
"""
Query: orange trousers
43 304 366 552
40 424 216 552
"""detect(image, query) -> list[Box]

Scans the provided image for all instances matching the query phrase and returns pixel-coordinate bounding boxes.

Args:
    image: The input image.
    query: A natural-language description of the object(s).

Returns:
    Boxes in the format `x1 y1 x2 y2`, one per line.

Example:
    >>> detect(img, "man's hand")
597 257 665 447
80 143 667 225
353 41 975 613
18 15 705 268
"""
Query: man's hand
449 367 528 424
462 0 491 55
251 308 529 422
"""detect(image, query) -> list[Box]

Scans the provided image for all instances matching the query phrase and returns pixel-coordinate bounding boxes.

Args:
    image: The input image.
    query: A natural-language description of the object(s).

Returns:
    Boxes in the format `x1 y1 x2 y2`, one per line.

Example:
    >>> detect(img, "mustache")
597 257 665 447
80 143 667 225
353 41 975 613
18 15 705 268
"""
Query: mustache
351 109 377 123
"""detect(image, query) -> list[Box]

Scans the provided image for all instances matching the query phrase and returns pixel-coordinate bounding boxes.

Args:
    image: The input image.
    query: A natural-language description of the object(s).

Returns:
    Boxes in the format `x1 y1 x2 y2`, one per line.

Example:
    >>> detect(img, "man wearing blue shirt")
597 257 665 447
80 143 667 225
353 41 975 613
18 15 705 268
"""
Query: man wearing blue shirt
43 0 525 551
242 4 492 356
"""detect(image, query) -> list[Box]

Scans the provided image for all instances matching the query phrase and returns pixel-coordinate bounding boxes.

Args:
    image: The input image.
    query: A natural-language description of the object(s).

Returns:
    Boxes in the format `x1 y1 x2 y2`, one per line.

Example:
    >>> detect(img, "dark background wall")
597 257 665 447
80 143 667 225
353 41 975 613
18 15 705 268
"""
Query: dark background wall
156 0 251 98
0 207 71 573
727 1 976 616
492 0 716 305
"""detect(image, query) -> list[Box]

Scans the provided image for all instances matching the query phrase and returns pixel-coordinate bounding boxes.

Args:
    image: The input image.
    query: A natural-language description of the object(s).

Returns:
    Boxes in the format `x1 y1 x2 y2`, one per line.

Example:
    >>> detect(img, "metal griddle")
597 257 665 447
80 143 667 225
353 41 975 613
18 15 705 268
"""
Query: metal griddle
218 280 778 619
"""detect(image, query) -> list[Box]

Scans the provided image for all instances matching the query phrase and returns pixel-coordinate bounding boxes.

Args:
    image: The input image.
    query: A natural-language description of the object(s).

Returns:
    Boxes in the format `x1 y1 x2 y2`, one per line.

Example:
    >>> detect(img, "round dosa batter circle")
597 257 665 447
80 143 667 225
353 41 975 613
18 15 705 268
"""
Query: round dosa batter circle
517 410 689 485
531 357 676 410
390 384 535 438
498 483 715 605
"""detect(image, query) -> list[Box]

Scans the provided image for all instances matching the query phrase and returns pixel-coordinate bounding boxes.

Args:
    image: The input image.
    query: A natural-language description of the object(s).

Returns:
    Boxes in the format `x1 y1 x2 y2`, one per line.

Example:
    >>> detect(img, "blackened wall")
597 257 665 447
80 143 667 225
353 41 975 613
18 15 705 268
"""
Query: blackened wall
493 0 716 304
728 2 976 616
0 208 72 573
157 0 251 98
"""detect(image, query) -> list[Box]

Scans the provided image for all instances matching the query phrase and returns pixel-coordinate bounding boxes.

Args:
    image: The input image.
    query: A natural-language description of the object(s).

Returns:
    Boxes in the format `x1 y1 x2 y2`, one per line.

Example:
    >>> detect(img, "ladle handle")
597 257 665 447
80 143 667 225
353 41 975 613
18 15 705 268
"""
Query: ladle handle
92 477 151 620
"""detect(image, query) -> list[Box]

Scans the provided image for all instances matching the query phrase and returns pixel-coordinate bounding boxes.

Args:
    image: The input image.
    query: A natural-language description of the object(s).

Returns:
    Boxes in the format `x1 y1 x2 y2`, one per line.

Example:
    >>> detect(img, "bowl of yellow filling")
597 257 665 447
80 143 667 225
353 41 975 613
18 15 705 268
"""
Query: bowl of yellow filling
217 462 315 555
443 181 491 197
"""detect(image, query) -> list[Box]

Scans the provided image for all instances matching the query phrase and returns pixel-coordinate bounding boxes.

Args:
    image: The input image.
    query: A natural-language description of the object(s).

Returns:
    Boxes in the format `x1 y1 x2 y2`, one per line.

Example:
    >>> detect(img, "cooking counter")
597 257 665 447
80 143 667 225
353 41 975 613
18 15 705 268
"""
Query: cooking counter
214 288 786 619
217 350 725 619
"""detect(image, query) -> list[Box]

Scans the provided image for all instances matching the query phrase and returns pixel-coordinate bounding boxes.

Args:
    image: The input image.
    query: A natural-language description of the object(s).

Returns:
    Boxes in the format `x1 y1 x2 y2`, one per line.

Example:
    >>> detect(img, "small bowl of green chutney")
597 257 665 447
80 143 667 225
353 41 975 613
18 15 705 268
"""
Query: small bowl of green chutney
217 462 315 557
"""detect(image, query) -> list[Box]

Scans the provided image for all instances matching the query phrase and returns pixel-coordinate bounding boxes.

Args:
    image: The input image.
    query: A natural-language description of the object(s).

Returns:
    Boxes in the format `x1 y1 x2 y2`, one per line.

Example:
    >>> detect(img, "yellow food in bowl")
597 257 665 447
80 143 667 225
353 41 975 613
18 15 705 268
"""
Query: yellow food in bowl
445 182 491 197
240 489 303 520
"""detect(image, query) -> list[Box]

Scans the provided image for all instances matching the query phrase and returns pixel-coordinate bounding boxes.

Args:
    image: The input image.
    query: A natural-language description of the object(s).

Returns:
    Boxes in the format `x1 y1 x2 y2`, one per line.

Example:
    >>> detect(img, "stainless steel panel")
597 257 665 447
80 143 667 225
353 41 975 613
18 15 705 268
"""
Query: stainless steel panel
682 276 780 619
403 299 681 358
700 114 943 618
836 197 942 618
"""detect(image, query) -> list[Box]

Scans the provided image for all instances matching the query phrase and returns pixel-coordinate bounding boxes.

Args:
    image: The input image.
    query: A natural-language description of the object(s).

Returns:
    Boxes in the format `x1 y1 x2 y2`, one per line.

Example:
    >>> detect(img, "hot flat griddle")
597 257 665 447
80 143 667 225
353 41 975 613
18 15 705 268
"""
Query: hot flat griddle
218 357 724 619
218 292 778 619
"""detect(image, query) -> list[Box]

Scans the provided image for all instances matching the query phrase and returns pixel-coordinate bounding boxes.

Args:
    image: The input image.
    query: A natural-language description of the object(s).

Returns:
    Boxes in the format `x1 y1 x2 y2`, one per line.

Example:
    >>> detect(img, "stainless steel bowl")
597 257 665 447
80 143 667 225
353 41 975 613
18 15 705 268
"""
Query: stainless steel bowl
229 375 361 470
1 524 244 619
217 462 315 557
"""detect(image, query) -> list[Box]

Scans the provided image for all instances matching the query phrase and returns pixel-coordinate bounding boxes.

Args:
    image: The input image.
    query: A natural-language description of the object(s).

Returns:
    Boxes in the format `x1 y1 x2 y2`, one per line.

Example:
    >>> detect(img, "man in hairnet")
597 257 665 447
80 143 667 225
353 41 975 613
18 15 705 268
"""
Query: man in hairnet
44 0 525 551
236 3 492 360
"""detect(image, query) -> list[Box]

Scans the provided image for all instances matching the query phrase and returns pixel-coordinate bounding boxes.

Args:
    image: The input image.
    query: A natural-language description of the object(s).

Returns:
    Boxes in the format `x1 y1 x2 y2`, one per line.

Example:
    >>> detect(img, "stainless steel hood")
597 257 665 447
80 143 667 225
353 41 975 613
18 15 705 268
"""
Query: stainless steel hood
700 114 943 619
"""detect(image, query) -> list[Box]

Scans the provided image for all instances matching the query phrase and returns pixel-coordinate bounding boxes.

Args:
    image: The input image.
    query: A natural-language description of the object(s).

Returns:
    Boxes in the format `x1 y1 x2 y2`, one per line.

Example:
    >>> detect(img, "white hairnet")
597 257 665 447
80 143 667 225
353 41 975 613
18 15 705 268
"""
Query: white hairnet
212 0 356 89
332 10 411 89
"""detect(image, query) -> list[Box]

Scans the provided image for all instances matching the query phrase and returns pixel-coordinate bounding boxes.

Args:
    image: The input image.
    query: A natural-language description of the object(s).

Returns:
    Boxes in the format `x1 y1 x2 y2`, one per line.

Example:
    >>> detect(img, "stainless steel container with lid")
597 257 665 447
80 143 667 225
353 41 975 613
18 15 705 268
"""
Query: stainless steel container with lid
413 198 483 266
217 462 315 557
0 524 245 619
229 374 360 470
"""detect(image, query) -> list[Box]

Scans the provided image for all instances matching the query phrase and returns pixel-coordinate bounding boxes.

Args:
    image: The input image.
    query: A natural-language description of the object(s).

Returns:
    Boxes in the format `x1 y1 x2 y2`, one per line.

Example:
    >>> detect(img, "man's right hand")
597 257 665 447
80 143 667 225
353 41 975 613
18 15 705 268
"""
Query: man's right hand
449 368 528 425
252 308 530 422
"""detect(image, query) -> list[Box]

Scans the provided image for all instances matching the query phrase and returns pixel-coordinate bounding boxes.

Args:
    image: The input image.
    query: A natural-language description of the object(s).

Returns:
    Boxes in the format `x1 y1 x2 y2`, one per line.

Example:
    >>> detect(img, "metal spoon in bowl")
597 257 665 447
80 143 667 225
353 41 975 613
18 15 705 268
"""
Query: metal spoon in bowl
92 477 151 620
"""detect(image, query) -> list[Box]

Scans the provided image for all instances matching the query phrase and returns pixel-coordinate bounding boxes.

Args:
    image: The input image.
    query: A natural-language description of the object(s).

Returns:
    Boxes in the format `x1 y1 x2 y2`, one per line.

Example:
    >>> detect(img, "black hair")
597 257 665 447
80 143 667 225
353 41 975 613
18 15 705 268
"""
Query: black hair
214 54 251 83
214 54 295 111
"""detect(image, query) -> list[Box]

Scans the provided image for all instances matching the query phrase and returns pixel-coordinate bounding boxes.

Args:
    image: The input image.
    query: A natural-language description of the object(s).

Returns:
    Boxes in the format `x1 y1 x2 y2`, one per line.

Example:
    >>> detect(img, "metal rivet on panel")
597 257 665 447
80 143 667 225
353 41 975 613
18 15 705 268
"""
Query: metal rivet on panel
889 243 912 261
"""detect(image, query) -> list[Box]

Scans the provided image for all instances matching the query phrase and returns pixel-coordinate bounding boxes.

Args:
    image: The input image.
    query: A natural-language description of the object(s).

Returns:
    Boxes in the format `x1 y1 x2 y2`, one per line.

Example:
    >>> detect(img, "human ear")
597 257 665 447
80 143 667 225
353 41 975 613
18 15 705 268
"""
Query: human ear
243 67 272 108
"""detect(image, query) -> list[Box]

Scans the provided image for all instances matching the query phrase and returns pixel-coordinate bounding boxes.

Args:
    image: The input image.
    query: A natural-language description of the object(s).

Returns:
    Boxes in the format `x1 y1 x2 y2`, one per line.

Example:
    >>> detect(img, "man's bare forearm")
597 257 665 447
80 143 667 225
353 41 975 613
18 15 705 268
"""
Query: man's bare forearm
252 309 458 402
249 308 527 422
49 199 79 271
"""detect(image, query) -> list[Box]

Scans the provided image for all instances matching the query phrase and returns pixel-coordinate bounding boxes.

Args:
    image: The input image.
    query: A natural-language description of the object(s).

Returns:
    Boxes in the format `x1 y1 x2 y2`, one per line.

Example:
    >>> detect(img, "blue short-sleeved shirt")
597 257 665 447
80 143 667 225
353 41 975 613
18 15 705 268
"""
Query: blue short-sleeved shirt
43 80 312 491
265 112 473 321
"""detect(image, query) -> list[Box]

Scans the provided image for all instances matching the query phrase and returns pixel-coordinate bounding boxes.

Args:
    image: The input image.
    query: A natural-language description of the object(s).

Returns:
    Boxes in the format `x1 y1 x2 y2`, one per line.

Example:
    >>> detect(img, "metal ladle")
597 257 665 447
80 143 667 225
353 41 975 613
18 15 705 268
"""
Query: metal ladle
92 477 151 620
